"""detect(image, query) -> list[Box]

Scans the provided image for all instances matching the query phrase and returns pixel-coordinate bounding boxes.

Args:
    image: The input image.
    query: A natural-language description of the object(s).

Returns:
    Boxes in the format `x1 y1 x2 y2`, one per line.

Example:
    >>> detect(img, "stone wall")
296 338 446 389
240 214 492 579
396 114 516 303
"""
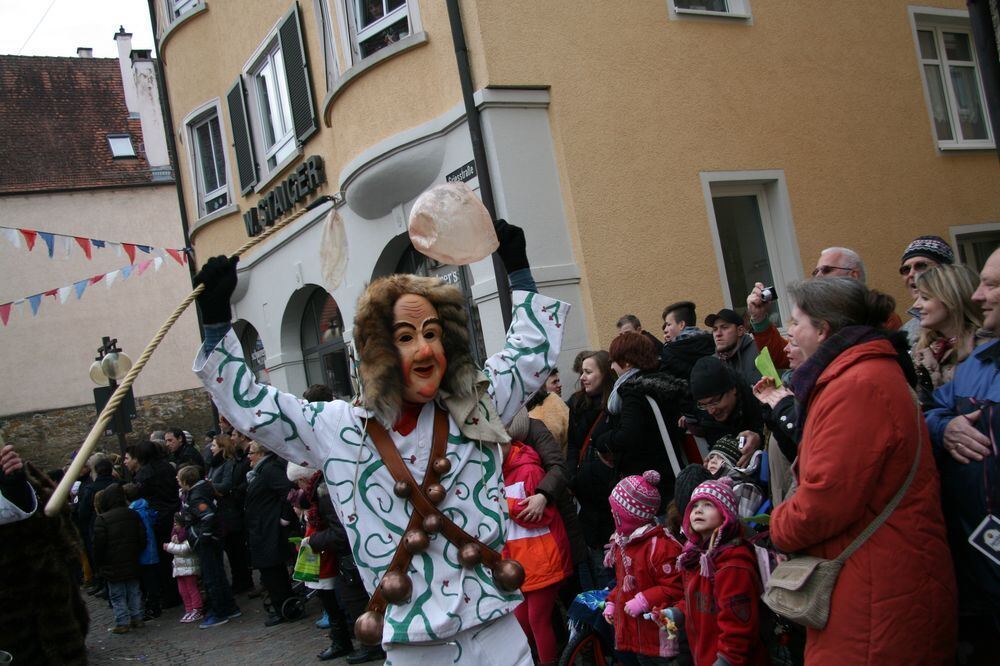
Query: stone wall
0 387 215 471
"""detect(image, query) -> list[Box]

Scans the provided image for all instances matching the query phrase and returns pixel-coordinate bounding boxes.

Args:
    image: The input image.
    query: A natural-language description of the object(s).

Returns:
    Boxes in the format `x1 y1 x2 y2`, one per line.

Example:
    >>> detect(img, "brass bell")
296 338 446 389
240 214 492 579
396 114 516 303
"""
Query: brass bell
402 529 430 554
422 513 443 534
393 480 411 498
426 483 446 505
492 558 525 592
355 610 385 646
380 570 413 604
458 542 482 568
432 457 452 475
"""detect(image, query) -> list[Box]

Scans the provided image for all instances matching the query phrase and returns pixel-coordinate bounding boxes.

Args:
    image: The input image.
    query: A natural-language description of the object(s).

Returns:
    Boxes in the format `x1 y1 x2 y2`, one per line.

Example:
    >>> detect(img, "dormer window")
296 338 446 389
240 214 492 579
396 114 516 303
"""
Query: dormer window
108 134 136 158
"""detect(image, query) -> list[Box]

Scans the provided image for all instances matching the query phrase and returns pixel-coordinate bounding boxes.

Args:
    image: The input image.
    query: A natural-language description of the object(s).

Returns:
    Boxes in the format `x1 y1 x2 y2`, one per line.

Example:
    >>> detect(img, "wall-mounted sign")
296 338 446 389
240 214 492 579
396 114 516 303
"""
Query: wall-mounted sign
446 160 476 184
243 155 327 237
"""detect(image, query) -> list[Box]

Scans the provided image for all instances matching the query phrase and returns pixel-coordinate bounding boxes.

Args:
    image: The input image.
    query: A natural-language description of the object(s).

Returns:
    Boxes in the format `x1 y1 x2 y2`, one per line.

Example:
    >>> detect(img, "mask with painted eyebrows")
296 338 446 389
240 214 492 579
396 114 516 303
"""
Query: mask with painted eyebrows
393 293 448 403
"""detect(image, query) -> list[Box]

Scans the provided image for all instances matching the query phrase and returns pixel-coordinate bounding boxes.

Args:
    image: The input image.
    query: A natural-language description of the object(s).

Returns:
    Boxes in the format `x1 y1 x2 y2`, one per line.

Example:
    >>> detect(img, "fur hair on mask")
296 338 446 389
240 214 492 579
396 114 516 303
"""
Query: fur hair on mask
353 274 479 427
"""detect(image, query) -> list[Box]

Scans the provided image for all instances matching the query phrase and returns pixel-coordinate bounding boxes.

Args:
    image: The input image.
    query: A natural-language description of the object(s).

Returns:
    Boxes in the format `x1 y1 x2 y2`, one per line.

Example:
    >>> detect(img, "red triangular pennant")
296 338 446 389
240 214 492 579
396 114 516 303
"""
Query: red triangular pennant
88 274 105 286
0 302 11 326
20 229 37 251
165 248 185 266
44 288 58 299
75 237 93 259
123 243 136 264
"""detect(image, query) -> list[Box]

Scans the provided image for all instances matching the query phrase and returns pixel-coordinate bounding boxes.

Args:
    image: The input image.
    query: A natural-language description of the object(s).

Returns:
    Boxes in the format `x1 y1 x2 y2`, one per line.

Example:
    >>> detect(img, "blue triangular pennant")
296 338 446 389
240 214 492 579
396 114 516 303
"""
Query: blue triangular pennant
74 279 88 299
91 239 106 248
136 245 151 253
28 293 42 315
39 231 55 257
121 264 133 279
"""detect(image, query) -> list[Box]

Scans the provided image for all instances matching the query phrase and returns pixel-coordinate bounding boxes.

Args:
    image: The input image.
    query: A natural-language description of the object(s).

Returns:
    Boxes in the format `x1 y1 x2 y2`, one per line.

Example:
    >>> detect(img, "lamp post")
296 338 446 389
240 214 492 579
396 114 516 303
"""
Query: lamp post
89 336 135 474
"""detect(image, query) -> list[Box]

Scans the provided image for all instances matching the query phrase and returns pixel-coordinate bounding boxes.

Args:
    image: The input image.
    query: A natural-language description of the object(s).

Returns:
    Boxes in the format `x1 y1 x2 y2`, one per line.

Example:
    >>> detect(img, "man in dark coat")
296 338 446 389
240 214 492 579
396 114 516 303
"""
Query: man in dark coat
685 356 766 468
78 454 116 595
659 300 715 381
166 428 205 473
245 441 295 625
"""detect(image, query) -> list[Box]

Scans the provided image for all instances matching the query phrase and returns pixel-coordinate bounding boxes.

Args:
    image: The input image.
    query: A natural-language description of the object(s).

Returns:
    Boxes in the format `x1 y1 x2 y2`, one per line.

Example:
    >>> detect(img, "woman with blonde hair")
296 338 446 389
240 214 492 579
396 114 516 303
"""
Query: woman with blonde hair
912 264 984 405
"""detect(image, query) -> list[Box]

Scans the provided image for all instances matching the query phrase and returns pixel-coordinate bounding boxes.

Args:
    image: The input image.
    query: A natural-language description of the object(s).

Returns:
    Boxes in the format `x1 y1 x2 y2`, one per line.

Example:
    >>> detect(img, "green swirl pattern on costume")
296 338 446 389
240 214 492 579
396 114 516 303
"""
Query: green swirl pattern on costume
196 290 567 645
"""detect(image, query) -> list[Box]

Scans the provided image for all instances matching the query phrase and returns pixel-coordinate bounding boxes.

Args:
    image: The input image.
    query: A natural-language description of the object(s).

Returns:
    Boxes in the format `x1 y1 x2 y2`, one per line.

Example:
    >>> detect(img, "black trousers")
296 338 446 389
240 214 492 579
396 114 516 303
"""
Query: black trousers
223 529 254 591
153 515 181 607
258 564 293 612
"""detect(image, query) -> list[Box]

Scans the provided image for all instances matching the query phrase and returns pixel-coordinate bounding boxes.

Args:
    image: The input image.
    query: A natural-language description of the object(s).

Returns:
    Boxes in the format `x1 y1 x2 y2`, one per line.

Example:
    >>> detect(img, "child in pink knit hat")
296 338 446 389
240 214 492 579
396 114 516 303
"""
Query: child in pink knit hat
669 478 767 666
602 470 685 664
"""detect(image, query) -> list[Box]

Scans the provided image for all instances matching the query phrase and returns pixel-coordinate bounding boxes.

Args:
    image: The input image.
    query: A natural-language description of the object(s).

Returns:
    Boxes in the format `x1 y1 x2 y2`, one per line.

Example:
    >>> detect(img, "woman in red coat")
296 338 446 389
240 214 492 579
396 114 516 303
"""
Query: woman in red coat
770 278 957 664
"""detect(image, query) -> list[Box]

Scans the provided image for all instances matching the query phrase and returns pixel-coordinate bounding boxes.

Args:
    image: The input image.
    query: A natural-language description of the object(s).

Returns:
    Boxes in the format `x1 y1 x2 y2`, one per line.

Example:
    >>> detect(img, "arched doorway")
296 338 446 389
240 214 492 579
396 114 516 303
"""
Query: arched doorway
300 287 353 399
235 320 270 385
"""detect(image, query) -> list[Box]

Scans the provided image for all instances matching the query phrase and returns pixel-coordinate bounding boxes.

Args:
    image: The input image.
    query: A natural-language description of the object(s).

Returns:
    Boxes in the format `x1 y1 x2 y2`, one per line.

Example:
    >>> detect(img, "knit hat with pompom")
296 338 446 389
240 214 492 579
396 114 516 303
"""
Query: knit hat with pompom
678 476 742 578
610 470 662 535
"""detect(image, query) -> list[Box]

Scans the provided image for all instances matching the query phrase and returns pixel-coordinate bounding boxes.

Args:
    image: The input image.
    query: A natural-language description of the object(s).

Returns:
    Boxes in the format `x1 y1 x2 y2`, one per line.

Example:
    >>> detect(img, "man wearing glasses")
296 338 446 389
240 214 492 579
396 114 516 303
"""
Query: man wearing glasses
898 235 955 344
747 245 903 369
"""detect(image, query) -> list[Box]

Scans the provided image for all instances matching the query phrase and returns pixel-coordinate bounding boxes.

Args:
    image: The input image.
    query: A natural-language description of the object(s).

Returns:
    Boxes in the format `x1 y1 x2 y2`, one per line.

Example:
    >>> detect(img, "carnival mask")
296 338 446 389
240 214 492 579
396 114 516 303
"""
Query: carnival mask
392 294 448 404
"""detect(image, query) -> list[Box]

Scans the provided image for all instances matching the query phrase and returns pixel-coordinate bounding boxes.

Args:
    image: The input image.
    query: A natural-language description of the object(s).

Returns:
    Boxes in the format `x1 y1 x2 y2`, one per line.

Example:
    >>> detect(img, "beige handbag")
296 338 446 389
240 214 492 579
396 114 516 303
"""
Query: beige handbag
763 397 922 629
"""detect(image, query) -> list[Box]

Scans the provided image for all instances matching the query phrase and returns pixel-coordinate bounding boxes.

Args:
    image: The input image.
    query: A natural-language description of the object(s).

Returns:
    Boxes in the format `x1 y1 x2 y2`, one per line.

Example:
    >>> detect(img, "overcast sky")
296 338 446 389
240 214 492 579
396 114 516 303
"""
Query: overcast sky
0 0 154 58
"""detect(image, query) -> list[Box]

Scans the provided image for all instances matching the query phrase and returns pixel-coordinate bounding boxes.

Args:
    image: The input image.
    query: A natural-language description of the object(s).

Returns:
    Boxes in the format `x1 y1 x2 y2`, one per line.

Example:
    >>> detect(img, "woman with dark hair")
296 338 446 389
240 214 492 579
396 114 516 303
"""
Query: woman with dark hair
566 350 617 590
594 332 687 504
130 439 181 614
207 433 254 593
770 277 956 663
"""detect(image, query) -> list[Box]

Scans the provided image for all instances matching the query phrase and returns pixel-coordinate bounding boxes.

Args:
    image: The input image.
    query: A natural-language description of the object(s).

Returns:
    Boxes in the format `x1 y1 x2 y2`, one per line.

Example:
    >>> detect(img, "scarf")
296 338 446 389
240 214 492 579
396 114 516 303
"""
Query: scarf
604 523 656 593
607 367 640 415
305 472 325 531
676 522 741 578
790 325 883 431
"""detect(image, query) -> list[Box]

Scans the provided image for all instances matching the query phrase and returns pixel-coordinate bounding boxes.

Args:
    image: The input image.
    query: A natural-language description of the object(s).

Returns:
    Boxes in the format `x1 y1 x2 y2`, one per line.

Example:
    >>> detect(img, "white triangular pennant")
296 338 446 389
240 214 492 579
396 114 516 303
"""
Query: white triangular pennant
105 270 119 289
59 235 72 258
13 300 24 315
113 241 123 257
58 286 73 303
0 228 21 249
153 256 163 272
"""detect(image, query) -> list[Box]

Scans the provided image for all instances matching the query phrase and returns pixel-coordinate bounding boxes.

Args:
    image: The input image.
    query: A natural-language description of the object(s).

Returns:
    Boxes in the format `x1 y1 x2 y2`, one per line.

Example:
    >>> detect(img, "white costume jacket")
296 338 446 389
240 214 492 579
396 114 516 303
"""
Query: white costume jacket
194 290 567 644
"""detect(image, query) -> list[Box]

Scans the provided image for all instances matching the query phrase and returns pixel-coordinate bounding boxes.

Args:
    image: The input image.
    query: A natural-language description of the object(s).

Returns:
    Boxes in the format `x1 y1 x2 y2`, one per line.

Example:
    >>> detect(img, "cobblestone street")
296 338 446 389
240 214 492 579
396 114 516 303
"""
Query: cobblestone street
84 589 353 665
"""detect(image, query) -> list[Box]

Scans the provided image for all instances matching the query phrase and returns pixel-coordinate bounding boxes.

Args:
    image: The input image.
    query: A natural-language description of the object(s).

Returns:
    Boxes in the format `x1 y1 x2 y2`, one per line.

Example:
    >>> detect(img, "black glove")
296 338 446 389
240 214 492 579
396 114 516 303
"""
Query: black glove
194 255 239 325
494 219 529 274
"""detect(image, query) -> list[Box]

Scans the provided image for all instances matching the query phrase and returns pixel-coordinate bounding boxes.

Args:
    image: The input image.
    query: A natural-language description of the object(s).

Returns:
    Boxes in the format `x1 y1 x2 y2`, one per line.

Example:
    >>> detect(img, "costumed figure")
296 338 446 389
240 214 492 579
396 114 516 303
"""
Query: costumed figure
192 217 567 665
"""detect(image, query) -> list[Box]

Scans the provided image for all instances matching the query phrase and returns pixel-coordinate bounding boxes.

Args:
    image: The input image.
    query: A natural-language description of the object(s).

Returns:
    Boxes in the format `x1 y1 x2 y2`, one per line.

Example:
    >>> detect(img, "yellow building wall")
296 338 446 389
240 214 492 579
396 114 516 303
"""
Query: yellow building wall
473 0 1000 347
160 0 999 351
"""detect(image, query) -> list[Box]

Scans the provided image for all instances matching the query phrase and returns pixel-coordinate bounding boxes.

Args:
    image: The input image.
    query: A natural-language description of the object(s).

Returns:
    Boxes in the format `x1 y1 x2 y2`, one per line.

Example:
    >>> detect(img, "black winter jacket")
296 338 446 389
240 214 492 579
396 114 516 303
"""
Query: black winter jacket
244 454 293 568
594 372 688 506
660 330 715 381
92 506 147 581
135 459 179 519
183 479 222 546
567 398 616 549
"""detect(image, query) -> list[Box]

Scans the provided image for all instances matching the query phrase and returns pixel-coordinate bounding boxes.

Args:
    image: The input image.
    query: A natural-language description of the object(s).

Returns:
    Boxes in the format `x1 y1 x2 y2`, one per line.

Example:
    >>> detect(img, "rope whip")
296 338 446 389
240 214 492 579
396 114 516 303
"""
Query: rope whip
45 198 332 516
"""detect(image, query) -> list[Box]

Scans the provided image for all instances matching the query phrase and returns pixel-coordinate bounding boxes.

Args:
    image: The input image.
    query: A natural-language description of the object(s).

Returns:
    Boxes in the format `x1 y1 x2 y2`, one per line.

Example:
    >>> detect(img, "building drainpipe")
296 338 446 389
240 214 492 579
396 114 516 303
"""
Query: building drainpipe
146 1 218 423
967 0 1000 161
446 0 513 331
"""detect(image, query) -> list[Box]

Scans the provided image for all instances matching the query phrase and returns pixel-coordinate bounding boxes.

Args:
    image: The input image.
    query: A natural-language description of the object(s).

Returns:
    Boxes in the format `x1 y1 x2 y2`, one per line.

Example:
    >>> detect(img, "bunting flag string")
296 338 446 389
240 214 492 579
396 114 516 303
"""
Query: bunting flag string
0 256 185 327
0 225 189 265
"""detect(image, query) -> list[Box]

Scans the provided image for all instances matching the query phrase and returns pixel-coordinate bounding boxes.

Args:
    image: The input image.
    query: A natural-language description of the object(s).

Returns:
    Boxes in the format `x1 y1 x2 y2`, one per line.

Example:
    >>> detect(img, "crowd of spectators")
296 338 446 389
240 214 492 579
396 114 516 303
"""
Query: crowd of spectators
0 236 996 665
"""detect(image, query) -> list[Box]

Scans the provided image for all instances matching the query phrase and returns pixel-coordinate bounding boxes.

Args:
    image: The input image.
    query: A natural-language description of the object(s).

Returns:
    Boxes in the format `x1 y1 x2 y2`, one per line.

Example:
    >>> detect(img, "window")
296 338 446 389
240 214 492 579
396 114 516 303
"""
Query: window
170 0 200 20
346 0 411 60
913 12 994 149
228 3 318 193
669 0 752 19
951 223 1000 273
108 135 136 158
700 171 803 327
186 106 231 217
250 44 297 170
314 0 340 90
300 289 353 399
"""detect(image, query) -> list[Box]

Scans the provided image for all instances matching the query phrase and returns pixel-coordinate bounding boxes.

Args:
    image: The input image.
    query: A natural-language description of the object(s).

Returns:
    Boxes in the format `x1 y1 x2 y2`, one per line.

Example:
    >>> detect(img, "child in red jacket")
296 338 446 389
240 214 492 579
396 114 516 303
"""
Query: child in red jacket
601 470 685 665
670 478 767 666
502 439 573 666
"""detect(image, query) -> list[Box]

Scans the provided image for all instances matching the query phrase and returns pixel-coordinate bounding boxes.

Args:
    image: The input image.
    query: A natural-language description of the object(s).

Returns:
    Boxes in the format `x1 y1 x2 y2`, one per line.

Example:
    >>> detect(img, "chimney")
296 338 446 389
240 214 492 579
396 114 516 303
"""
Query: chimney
77 47 93 58
114 26 138 115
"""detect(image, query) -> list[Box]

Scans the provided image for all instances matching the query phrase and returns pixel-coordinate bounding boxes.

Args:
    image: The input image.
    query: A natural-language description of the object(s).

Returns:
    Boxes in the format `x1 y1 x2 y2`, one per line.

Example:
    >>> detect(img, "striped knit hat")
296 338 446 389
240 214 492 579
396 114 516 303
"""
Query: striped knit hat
610 470 661 535
679 477 742 577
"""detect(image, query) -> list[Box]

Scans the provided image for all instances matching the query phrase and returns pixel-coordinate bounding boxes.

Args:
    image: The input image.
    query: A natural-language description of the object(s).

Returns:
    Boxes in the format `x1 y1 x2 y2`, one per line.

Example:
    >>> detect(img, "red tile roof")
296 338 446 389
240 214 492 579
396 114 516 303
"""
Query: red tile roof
0 55 155 194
